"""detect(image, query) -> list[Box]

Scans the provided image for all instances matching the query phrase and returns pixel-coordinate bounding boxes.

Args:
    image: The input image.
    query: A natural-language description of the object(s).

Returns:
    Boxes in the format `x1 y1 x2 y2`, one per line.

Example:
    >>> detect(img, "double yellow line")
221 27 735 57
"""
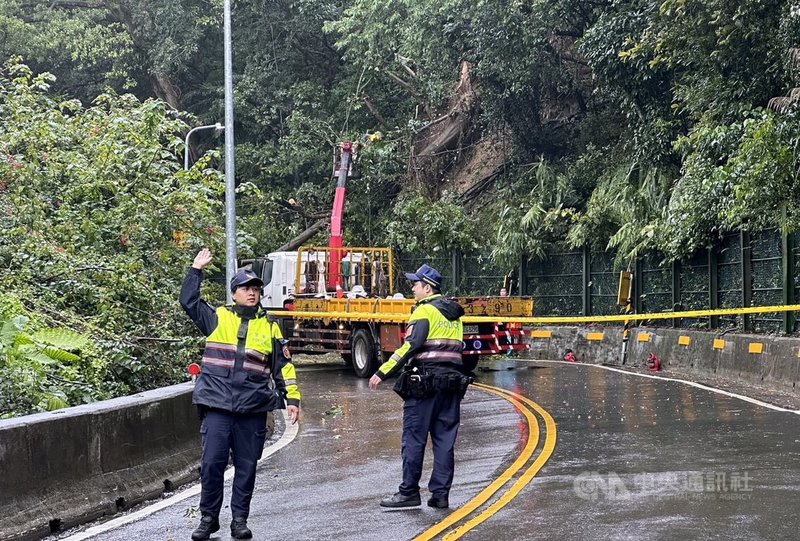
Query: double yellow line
413 383 557 541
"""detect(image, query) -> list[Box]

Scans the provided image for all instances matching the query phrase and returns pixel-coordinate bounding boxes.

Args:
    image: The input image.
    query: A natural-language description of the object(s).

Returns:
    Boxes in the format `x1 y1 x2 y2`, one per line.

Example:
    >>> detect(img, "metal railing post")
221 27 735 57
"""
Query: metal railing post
672 260 681 328
741 231 752 331
582 246 591 316
709 248 719 329
783 231 795 333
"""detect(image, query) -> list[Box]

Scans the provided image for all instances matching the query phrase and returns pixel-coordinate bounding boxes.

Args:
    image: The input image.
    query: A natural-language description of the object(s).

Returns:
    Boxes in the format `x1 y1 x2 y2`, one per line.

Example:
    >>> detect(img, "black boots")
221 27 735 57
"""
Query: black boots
191 515 252 540
191 515 219 541
380 492 422 508
230 517 253 539
379 491 449 508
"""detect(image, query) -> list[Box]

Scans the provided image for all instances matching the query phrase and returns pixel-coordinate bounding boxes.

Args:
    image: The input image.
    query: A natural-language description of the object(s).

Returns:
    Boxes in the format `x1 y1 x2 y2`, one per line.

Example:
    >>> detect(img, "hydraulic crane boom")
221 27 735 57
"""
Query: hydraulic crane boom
328 142 352 292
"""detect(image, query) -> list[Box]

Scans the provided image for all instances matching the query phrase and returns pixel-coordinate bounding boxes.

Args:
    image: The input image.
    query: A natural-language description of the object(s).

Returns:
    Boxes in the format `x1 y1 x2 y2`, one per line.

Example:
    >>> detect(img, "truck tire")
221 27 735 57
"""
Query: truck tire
351 328 378 378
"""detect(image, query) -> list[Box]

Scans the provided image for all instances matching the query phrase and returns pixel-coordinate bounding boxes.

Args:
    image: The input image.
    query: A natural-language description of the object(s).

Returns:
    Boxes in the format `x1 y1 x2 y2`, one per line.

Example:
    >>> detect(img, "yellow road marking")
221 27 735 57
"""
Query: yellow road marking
412 386 539 541
442 384 558 540
413 384 557 540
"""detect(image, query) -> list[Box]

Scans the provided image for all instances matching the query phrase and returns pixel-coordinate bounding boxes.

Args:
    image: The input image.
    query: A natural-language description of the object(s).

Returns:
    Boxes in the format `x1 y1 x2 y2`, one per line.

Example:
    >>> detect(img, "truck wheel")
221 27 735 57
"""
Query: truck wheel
351 328 378 378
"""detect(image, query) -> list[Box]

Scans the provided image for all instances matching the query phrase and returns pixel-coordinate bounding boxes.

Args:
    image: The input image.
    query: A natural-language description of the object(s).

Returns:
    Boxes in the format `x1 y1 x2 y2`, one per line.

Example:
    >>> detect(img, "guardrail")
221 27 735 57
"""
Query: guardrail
0 384 199 541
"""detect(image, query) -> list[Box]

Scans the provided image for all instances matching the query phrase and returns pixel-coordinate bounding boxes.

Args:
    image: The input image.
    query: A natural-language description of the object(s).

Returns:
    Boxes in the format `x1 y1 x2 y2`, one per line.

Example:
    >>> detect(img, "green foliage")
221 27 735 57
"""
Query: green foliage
646 0 787 120
0 299 102 418
490 159 581 269
343 138 406 246
663 108 800 259
0 59 225 416
0 0 137 98
386 191 476 254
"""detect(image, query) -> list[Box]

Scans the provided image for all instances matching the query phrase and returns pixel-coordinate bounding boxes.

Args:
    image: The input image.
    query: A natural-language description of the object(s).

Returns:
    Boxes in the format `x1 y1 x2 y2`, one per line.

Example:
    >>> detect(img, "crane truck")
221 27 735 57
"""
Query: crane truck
250 141 533 377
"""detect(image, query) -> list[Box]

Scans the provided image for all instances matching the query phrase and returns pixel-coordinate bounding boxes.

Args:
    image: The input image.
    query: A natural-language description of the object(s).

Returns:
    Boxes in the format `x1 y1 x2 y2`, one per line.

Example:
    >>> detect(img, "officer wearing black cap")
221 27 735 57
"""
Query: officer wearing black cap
180 248 301 540
369 263 470 509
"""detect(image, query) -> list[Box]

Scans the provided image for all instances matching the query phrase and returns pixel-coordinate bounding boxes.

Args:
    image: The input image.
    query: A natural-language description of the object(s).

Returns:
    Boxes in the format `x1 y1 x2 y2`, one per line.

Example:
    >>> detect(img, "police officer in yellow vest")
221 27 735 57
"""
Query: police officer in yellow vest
180 248 300 540
369 264 471 509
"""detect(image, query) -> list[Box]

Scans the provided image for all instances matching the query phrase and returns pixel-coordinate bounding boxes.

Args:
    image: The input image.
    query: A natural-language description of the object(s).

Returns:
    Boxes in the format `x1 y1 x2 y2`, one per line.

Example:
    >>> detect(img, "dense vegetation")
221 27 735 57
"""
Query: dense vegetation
2 0 800 416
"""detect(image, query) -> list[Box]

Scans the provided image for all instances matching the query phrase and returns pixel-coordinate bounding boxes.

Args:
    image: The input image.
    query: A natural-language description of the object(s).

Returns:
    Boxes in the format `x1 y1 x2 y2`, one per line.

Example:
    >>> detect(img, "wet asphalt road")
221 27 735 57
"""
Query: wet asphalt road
59 360 800 541
472 362 800 541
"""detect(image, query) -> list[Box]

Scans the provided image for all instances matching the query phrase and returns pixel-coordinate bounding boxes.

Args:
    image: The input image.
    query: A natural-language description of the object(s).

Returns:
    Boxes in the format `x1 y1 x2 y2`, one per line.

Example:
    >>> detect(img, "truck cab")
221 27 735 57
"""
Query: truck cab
251 251 296 310
253 248 373 310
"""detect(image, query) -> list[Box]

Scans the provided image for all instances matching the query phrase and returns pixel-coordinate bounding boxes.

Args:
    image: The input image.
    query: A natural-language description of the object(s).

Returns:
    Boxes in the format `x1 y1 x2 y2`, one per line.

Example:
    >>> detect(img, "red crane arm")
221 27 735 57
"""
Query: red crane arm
328 142 352 291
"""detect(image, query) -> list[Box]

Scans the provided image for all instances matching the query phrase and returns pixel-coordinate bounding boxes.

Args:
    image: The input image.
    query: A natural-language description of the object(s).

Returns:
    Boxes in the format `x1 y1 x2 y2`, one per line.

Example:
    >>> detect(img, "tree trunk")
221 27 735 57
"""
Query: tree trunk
276 219 329 252
410 61 480 196
150 72 182 111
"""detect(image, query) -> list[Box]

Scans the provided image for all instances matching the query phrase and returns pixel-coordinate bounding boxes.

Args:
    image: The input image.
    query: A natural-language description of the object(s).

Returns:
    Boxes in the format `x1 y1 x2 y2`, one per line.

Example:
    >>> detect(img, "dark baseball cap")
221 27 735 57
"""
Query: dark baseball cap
230 269 264 292
404 264 442 289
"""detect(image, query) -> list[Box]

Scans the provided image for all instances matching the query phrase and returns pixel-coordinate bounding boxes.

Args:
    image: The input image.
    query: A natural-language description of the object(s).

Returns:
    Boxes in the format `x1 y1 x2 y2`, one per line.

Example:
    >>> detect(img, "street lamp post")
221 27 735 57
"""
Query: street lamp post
223 0 237 304
184 123 225 171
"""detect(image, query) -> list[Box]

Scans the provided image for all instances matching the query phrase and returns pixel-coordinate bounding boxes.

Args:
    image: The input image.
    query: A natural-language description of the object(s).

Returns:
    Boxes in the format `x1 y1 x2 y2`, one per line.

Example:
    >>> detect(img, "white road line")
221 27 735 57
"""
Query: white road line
518 359 800 415
59 411 300 541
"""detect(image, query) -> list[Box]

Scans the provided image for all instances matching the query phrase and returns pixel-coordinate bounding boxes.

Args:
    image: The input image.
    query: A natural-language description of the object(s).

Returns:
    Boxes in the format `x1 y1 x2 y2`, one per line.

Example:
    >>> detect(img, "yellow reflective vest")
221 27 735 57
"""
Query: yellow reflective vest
194 307 300 413
376 294 464 379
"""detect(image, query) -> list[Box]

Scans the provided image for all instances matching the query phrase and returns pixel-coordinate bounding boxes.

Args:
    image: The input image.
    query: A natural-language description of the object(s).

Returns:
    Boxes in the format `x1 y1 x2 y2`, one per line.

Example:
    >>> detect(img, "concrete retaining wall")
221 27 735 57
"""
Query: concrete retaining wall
0 383 200 541
526 326 799 394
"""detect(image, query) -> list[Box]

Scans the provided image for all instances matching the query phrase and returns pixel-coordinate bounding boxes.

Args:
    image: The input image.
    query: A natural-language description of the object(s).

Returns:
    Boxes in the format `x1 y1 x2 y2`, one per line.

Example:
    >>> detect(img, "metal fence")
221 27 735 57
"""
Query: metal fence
397 228 799 334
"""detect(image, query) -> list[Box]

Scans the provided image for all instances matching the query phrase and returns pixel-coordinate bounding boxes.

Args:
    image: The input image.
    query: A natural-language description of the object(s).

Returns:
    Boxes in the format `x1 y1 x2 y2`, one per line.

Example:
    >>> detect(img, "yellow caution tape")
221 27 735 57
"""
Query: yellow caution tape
269 303 800 325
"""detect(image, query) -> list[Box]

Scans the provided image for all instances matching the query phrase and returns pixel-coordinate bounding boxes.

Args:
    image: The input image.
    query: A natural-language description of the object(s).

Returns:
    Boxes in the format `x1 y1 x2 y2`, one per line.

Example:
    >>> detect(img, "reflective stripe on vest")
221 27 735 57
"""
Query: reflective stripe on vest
202 308 275 376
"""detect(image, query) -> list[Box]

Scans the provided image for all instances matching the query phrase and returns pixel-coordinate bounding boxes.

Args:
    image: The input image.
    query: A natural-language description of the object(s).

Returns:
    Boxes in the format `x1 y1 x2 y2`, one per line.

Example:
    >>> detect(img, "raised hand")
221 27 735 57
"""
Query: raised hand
192 248 213 270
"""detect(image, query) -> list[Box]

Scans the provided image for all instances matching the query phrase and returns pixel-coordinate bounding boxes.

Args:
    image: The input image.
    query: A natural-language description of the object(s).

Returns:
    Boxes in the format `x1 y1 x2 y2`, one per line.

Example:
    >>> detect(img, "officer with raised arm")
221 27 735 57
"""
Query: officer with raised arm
180 248 300 540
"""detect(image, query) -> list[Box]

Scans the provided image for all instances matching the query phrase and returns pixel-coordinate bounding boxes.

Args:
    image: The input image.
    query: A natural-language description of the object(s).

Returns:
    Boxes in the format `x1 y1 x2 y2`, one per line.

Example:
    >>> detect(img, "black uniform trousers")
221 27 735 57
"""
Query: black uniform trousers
399 390 462 498
199 409 269 520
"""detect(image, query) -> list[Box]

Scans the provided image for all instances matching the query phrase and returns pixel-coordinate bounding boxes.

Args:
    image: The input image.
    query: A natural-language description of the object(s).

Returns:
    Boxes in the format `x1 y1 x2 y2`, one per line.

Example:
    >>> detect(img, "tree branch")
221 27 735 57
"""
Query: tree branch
129 336 184 343
274 198 328 220
396 54 417 79
386 70 415 92
361 93 392 130
40 0 108 9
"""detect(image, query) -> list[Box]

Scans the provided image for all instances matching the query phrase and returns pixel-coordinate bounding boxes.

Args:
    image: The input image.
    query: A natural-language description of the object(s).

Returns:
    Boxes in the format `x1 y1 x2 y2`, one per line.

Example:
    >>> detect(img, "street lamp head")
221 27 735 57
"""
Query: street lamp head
184 123 227 171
